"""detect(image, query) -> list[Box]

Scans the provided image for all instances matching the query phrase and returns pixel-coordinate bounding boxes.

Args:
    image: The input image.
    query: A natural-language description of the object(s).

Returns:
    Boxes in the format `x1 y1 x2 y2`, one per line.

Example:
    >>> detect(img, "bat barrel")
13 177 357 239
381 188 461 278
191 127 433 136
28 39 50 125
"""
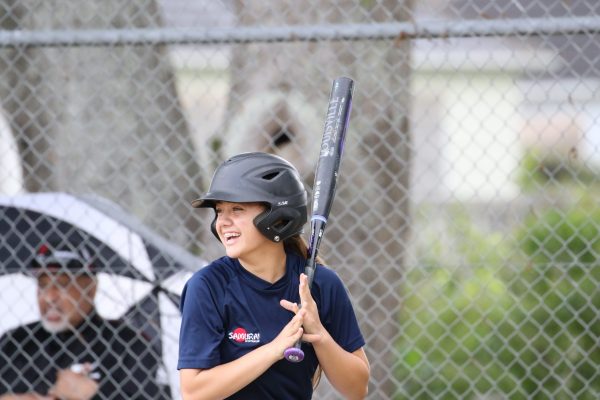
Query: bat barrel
311 77 353 219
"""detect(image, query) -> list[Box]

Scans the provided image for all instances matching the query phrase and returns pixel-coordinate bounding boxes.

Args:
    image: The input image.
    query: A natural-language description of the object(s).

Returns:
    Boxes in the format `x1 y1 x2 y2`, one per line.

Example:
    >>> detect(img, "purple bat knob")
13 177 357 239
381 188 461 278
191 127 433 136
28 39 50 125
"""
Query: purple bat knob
284 347 305 363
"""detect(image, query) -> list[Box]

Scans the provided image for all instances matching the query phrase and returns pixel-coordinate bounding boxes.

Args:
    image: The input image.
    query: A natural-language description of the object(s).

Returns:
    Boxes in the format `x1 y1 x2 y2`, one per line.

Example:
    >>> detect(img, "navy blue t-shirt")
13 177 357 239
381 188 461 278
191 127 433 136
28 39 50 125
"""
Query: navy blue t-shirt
178 252 365 399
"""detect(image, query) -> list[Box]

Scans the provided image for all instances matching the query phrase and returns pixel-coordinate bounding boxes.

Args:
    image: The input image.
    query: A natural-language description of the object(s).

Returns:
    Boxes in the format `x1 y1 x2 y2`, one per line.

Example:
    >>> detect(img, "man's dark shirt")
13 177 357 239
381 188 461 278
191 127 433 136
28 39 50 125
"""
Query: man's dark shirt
0 310 171 399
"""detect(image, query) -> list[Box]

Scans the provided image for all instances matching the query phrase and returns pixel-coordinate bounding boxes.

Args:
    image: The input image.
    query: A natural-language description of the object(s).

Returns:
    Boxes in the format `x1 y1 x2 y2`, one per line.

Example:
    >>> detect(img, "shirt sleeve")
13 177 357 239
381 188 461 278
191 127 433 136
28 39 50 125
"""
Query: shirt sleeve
178 272 225 370
316 267 366 353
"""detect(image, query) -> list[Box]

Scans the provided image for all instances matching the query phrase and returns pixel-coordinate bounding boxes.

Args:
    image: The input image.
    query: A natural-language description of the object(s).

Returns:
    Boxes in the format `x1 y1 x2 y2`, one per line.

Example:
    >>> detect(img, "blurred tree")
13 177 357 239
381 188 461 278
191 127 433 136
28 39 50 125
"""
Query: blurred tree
396 210 515 399
0 0 203 248
221 1 414 397
396 204 600 399
511 207 600 399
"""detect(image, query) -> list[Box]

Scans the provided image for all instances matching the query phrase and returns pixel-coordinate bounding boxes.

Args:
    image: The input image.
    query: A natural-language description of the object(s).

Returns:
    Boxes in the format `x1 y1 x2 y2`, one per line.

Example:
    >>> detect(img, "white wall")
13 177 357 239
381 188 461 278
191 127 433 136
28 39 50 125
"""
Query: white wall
412 71 521 203
0 113 22 195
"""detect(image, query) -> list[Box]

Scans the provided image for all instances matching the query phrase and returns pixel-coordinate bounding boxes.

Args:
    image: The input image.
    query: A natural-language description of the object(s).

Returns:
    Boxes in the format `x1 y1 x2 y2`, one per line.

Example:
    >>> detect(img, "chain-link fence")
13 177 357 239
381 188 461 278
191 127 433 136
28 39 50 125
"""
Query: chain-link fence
1 1 600 399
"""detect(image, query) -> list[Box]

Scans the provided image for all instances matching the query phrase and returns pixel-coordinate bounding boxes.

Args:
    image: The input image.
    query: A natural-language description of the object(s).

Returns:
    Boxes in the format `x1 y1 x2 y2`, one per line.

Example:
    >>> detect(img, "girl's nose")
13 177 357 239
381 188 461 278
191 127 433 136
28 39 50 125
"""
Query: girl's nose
217 212 233 226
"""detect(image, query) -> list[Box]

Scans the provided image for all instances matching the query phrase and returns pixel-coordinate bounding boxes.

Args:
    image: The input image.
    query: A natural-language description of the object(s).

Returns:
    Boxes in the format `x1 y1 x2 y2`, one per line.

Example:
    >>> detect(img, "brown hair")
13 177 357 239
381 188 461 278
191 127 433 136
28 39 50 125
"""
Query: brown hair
283 235 325 265
283 234 323 388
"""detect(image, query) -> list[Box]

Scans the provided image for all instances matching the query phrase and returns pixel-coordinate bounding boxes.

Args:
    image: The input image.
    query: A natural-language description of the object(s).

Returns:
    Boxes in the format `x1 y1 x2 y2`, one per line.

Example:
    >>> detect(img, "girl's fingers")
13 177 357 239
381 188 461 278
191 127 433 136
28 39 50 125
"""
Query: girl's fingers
299 273 309 301
295 309 305 323
286 309 304 331
301 332 321 343
299 274 316 313
279 299 299 313
299 273 316 305
281 274 313 316
298 274 325 337
275 311 305 354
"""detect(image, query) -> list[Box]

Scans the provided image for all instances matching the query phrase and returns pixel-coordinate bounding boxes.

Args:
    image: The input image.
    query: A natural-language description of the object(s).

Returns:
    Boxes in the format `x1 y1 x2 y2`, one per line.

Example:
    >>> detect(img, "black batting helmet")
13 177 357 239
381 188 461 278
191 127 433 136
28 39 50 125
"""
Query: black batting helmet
192 152 307 242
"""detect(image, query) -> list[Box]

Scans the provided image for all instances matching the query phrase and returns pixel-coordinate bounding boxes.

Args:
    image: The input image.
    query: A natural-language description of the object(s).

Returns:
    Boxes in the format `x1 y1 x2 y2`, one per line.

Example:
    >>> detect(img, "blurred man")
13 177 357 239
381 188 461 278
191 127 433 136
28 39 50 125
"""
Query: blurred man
0 239 171 400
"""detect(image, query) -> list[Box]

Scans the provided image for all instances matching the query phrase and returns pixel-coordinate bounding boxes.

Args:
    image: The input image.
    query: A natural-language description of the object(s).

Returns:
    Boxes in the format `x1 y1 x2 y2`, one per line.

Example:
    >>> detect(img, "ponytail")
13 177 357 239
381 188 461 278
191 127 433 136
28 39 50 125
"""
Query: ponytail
283 235 325 265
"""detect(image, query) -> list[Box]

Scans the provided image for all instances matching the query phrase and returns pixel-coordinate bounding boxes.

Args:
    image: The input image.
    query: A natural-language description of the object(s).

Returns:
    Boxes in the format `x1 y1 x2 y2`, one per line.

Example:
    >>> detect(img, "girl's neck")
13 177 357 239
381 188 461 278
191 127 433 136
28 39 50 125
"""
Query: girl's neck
238 243 287 284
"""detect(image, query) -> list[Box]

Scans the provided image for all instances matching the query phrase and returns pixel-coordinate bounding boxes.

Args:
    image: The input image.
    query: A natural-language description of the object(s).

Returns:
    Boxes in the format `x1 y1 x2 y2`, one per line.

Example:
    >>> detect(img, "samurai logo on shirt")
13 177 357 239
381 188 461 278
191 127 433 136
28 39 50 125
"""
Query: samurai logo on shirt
228 327 261 343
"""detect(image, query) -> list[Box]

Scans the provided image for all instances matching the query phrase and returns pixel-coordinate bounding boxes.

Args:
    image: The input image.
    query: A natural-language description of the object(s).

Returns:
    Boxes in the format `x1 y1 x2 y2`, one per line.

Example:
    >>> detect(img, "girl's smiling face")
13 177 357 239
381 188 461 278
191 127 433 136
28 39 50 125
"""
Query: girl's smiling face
214 201 271 260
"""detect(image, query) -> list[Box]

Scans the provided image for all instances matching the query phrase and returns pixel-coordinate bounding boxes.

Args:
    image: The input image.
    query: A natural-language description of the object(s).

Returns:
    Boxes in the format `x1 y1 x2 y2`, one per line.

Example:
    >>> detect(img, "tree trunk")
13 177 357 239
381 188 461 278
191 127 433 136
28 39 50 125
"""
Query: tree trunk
224 1 413 397
0 0 203 248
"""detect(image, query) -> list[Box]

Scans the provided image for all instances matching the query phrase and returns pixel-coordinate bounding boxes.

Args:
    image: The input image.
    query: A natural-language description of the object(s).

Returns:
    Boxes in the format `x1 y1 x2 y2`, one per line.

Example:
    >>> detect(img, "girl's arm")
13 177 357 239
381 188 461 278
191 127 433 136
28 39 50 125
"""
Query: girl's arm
310 335 370 399
179 310 305 400
281 274 370 399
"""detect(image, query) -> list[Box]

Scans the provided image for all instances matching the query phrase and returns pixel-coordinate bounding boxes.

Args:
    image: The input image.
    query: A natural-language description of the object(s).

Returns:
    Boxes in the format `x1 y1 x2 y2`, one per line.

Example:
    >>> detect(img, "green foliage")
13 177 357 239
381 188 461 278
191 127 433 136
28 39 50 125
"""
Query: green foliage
396 213 515 399
519 208 600 265
511 207 600 398
359 0 377 8
396 266 514 399
396 206 600 399
518 150 600 192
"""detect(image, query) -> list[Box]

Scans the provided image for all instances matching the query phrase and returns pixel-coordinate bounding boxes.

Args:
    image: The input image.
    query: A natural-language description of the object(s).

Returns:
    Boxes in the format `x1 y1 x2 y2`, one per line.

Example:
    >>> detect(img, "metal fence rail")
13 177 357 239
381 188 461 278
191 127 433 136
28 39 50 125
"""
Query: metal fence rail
2 16 600 47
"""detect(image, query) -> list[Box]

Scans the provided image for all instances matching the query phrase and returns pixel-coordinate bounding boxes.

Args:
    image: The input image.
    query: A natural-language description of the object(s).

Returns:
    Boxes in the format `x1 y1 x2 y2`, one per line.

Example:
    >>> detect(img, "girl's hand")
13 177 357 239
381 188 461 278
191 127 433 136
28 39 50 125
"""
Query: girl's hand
280 273 326 344
269 308 305 359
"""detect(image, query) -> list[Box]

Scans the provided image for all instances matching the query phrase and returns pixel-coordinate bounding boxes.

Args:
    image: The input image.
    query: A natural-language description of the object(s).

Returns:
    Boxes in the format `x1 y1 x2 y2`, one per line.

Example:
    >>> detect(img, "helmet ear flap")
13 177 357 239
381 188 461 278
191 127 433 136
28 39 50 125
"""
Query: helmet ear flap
254 208 304 242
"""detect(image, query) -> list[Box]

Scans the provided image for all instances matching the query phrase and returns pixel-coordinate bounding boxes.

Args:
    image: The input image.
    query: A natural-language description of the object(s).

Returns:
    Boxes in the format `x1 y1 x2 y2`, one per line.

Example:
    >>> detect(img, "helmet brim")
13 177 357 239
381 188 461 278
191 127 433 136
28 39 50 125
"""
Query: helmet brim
191 197 212 208
191 191 270 209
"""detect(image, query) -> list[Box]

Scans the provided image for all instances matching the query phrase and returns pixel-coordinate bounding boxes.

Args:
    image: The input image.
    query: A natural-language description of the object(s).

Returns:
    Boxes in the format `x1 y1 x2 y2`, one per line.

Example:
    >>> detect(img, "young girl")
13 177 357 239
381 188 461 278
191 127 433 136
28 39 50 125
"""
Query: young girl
178 152 369 400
